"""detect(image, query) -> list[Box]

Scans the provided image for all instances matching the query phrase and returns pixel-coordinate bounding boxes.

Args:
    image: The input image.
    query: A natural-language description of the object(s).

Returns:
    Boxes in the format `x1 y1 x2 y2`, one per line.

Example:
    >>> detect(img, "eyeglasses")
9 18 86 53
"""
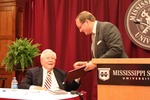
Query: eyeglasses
78 22 85 29
79 23 83 29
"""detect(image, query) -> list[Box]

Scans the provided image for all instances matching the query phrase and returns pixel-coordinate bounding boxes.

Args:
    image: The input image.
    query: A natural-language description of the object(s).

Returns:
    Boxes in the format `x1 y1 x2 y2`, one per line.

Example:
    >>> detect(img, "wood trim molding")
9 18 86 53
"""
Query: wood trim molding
92 58 150 64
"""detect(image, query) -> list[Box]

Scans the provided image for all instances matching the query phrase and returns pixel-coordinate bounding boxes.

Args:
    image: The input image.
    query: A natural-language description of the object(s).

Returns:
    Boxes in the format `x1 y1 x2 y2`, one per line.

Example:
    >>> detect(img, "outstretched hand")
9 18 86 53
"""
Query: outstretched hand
84 61 97 71
33 86 47 91
73 61 87 69
73 61 97 71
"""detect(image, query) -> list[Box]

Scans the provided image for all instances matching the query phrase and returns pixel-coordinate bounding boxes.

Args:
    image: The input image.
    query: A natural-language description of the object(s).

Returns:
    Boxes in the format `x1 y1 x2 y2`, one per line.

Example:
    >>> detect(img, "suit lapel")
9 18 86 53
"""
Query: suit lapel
36 67 43 86
95 21 101 58
53 69 64 90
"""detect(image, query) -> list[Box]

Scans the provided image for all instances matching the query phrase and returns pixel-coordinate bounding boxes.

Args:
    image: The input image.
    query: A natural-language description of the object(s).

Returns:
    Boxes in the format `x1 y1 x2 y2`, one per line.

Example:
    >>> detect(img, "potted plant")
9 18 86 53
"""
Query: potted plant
1 38 41 72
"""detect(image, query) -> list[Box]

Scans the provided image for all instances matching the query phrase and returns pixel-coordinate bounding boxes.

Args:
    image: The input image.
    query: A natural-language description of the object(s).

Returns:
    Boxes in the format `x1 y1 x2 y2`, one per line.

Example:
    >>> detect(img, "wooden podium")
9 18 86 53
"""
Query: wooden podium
92 58 150 100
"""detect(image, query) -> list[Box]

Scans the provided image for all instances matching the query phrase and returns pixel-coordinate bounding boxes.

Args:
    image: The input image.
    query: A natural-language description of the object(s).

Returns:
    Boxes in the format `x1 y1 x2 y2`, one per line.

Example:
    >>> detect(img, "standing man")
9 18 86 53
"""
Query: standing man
74 11 128 71
19 49 80 92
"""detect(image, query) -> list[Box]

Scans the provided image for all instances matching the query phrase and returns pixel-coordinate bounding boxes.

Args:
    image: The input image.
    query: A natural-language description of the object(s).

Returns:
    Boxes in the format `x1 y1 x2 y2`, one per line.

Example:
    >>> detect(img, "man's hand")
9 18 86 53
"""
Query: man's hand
84 61 97 71
33 86 47 90
73 61 87 69
73 61 97 71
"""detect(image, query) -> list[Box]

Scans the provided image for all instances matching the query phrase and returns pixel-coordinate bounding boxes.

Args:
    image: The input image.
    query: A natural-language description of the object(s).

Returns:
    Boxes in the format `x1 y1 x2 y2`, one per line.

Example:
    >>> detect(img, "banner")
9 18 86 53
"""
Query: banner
97 64 150 86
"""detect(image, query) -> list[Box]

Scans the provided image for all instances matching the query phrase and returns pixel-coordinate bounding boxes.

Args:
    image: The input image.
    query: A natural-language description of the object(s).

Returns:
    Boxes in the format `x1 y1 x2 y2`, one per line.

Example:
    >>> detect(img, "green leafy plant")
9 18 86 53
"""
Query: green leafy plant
1 38 41 72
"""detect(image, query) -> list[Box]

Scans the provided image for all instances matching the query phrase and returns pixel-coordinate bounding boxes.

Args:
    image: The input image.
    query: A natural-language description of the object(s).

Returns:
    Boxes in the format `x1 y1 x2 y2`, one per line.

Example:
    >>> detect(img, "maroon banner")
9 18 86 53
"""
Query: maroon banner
97 64 150 86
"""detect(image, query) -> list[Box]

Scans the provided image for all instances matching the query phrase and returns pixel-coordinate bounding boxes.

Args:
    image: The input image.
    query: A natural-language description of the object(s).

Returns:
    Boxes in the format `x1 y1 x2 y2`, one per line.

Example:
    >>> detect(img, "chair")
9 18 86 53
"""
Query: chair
0 78 7 88
81 91 87 100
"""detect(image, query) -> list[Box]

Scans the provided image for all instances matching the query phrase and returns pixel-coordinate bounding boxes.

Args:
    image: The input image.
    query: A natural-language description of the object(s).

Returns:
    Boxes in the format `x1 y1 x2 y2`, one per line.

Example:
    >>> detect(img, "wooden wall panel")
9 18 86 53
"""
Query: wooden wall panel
0 6 15 39
0 0 24 88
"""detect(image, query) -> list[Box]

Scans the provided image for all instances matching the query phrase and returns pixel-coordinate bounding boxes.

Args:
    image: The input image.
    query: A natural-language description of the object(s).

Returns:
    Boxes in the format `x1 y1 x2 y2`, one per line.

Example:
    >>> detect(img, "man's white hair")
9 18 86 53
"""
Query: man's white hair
40 49 56 59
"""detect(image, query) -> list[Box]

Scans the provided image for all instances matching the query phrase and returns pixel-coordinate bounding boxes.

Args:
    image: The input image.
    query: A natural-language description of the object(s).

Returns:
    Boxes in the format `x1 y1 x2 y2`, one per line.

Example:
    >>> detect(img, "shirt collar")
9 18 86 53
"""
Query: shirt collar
42 66 53 74
92 20 97 35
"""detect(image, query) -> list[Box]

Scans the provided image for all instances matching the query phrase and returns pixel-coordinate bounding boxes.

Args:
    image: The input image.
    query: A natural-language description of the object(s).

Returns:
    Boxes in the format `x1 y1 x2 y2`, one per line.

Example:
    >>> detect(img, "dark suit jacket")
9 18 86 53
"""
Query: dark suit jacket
19 66 80 92
94 21 128 58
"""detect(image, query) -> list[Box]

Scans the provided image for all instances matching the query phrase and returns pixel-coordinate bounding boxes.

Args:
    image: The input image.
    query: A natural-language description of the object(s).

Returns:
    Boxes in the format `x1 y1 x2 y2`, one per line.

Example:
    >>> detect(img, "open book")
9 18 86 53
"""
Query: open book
48 89 68 95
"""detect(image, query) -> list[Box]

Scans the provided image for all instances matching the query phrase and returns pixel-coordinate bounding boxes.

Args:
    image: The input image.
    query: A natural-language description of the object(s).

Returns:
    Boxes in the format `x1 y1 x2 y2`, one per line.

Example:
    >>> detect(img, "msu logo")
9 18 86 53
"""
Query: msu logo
125 0 150 50
98 68 110 81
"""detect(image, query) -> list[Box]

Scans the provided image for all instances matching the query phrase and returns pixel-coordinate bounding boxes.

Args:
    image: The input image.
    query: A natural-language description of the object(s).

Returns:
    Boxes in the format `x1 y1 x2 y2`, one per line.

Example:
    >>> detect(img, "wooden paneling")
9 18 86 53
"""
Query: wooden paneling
92 58 150 64
0 0 24 88
0 40 12 65
0 6 15 39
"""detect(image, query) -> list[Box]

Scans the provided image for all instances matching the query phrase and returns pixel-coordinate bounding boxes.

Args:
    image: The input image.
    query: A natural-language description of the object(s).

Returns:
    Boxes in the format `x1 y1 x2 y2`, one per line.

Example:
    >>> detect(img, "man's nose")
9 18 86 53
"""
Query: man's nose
49 58 53 61
80 29 82 32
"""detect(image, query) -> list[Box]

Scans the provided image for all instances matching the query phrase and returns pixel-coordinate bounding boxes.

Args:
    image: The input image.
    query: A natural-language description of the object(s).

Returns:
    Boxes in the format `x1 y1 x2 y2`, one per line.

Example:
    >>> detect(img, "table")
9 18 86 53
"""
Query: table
0 88 86 100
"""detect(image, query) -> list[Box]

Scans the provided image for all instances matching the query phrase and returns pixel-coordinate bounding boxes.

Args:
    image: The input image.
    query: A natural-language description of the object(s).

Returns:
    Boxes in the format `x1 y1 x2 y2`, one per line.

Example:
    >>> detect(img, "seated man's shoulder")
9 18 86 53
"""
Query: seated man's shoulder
54 67 66 74
28 66 42 71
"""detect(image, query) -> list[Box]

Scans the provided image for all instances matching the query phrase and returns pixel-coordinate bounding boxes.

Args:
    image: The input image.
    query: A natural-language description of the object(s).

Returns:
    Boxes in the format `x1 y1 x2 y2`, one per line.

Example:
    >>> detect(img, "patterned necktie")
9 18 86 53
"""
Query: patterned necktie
91 33 95 57
44 71 51 90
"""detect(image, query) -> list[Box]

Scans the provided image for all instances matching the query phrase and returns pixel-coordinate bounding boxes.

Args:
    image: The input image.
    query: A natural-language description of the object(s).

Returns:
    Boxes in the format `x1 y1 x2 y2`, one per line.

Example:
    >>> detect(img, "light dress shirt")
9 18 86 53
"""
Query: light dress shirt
29 67 60 91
